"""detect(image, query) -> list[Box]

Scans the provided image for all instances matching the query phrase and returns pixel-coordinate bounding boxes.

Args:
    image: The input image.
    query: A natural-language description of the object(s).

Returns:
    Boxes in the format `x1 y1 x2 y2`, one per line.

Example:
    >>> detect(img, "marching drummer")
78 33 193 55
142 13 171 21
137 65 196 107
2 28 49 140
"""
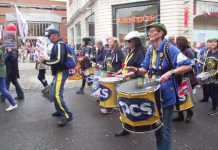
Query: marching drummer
94 40 108 67
103 37 124 74
100 37 124 113
125 22 192 150
114 31 145 136
203 38 218 116
76 37 93 94
115 31 145 79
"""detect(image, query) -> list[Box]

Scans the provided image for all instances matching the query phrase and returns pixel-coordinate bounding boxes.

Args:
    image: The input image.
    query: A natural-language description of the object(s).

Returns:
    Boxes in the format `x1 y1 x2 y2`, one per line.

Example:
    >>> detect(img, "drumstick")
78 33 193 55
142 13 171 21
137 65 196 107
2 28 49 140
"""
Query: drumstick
202 50 209 72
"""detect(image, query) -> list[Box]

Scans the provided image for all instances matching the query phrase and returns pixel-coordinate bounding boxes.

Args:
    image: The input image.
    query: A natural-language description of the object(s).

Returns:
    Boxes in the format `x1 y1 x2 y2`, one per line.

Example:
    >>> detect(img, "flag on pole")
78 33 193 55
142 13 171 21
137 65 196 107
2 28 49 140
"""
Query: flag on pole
15 5 28 43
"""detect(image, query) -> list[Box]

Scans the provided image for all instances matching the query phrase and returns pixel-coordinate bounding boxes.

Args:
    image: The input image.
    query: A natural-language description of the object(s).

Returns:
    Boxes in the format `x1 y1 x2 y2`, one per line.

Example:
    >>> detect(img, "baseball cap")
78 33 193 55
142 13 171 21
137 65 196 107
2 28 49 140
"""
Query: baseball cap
46 29 60 38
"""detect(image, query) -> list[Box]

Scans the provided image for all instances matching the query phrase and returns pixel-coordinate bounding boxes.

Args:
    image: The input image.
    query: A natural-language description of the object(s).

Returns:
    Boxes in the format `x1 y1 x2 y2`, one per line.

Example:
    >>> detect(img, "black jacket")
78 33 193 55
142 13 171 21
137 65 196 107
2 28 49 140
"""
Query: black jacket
4 50 19 79
95 47 108 65
104 47 124 72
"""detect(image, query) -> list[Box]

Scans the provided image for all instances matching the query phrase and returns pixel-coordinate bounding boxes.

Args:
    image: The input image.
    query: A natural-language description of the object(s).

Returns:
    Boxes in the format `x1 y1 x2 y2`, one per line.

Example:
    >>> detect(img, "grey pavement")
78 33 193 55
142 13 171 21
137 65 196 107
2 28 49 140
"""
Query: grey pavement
0 62 217 150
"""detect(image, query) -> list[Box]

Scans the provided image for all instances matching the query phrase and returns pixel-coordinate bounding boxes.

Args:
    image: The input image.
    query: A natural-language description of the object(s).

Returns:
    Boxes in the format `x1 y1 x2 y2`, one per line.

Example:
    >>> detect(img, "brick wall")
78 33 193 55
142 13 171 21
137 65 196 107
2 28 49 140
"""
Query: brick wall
0 0 67 42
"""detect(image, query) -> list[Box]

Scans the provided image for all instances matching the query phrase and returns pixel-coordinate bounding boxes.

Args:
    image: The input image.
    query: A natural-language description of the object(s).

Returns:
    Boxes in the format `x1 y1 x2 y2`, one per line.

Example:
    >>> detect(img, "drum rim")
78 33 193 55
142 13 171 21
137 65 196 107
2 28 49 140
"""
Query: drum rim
121 120 163 134
117 83 160 95
99 77 124 83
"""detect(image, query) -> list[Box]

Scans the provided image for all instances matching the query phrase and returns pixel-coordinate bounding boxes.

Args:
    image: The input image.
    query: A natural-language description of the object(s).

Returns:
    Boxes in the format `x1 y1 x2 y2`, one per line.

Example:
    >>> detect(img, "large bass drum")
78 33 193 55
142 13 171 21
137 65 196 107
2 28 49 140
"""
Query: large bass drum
117 78 162 133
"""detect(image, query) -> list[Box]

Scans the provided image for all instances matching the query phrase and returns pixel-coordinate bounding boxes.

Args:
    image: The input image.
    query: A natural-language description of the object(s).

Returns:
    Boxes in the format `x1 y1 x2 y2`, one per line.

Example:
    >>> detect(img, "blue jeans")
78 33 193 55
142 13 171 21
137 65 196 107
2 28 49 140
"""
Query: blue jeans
52 70 72 119
0 77 16 106
6 76 24 98
155 105 173 150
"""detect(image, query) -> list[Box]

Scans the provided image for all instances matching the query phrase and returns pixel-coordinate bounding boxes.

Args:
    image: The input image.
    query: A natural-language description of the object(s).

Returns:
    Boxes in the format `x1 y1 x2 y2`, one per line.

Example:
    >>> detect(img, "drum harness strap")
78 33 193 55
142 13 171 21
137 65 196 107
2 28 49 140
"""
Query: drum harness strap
122 51 135 74
149 42 171 77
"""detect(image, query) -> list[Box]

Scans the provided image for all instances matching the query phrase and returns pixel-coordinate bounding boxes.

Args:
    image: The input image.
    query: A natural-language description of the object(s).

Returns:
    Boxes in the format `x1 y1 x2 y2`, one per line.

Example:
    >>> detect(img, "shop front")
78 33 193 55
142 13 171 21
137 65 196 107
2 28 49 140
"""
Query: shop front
193 0 218 42
112 1 160 43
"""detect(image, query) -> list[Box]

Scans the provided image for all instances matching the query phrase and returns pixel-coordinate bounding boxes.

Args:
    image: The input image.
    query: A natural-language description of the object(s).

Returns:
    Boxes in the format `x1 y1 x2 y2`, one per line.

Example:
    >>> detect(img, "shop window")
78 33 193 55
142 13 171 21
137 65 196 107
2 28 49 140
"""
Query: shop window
193 0 218 41
112 1 159 43
86 13 95 45
75 22 81 45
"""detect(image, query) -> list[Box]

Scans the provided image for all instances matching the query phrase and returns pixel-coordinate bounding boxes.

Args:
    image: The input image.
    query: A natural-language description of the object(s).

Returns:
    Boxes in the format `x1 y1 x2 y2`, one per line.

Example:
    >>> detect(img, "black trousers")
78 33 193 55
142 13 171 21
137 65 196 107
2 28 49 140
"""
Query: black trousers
208 83 218 109
38 69 48 87
81 78 86 89
202 84 209 101
6 76 24 98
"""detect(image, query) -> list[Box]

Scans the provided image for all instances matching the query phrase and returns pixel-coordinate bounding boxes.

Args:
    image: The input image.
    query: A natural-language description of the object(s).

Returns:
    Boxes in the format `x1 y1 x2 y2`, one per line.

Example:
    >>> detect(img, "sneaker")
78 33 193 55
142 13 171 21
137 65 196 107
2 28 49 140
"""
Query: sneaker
52 112 61 117
6 104 18 111
76 89 84 94
100 108 113 114
14 96 24 100
208 109 217 116
57 116 73 127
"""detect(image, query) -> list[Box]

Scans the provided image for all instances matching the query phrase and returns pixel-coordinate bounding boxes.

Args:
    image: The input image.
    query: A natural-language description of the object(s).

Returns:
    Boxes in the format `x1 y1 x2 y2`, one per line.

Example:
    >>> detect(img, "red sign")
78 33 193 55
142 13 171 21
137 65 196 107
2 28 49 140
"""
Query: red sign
178 80 190 97
117 15 156 24
184 4 189 27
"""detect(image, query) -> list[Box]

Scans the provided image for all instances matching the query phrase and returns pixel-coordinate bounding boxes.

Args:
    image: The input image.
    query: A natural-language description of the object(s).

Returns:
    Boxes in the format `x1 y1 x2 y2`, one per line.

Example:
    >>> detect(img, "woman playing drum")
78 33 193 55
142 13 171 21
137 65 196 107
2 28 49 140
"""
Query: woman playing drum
76 37 93 94
204 38 218 116
99 37 124 114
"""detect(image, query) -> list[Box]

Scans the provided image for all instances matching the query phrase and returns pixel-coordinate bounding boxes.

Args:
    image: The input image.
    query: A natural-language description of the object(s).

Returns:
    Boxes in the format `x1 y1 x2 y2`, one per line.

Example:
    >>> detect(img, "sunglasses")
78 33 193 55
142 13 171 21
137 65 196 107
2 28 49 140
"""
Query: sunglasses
127 40 132 43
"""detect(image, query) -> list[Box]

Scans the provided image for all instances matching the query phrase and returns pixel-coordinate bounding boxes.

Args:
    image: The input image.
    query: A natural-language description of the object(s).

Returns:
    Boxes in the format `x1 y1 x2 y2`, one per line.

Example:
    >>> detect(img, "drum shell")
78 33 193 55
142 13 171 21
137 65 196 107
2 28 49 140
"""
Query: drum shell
117 87 162 133
84 67 96 86
68 63 83 80
99 80 119 108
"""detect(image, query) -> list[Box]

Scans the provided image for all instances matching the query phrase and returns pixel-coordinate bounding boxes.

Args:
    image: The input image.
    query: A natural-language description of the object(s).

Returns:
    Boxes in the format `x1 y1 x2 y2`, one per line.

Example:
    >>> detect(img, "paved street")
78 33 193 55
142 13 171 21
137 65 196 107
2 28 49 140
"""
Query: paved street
0 62 218 150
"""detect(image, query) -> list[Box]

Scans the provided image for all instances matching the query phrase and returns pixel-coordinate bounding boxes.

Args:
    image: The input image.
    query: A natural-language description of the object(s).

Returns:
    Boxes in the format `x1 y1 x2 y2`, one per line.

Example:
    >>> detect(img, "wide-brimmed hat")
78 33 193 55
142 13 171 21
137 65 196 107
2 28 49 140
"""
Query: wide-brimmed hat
124 31 141 41
146 22 167 36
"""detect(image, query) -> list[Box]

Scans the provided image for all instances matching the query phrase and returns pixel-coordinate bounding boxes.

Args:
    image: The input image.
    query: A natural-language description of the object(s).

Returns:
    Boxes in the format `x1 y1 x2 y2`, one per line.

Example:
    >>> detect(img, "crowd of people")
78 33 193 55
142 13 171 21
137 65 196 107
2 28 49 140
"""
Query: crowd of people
0 22 217 150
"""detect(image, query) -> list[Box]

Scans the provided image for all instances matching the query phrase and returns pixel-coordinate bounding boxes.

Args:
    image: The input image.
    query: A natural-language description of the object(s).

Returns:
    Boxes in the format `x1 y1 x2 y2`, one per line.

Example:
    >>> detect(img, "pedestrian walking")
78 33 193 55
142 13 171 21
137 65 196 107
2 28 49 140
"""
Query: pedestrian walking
4 48 24 100
0 40 17 111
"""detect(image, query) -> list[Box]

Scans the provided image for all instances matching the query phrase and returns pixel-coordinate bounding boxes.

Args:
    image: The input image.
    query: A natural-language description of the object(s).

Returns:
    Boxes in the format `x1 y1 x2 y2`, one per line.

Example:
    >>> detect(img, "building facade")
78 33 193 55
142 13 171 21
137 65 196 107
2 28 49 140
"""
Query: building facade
0 0 67 42
67 0 218 46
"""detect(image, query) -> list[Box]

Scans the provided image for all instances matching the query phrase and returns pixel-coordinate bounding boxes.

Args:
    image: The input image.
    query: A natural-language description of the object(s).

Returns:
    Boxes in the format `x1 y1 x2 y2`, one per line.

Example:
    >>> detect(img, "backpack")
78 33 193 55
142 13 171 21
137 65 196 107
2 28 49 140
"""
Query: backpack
55 42 77 69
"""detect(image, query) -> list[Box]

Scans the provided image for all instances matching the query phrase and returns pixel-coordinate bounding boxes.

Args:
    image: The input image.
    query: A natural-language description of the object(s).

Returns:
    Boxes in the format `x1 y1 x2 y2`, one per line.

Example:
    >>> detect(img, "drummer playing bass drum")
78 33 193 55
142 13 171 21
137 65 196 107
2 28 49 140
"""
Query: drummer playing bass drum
114 31 145 135
122 22 192 150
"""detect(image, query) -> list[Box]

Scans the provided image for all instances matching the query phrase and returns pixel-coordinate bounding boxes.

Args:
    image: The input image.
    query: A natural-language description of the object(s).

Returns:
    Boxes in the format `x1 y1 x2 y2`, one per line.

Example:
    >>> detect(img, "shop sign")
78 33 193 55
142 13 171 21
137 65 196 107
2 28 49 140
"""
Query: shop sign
196 1 218 16
117 15 156 24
